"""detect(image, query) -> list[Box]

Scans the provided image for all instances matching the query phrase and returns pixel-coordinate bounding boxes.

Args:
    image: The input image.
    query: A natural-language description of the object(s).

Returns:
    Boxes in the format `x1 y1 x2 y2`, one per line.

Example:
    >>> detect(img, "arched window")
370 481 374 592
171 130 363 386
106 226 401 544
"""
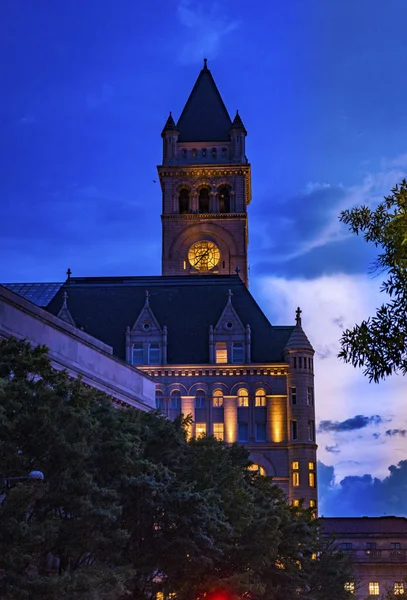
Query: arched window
179 189 189 214
221 147 227 157
213 389 223 407
155 390 165 411
218 187 230 213
248 463 266 476
182 148 187 158
237 388 249 407
170 390 181 410
192 148 197 157
255 388 266 407
202 148 207 157
198 188 210 213
212 147 217 157
195 389 206 409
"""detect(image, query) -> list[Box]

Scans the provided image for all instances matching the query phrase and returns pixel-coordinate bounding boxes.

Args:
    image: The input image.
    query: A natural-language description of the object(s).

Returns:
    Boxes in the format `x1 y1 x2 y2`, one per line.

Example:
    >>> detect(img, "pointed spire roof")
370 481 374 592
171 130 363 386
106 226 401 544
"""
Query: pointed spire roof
231 110 247 134
57 292 76 327
177 59 232 142
161 112 178 136
284 307 314 352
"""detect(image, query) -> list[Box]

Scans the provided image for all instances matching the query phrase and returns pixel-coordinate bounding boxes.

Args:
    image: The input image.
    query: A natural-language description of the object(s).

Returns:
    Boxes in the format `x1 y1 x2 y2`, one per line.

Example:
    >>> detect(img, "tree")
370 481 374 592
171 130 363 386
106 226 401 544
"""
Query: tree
338 179 407 381
0 338 354 599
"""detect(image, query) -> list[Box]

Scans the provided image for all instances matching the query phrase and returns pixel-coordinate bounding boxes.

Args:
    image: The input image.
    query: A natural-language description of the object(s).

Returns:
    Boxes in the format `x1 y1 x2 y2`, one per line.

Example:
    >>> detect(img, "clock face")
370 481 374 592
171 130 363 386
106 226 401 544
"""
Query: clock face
188 240 220 272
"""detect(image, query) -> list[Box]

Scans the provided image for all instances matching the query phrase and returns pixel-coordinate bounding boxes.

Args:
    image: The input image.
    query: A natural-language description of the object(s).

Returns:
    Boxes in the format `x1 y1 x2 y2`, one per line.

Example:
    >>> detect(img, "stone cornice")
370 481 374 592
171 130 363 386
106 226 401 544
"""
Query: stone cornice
161 213 247 220
139 364 289 378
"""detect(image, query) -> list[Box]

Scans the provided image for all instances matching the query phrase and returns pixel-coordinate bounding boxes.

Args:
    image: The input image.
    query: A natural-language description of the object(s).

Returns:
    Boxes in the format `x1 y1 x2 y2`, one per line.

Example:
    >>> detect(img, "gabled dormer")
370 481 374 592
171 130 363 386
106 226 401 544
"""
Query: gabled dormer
125 291 167 366
209 289 251 364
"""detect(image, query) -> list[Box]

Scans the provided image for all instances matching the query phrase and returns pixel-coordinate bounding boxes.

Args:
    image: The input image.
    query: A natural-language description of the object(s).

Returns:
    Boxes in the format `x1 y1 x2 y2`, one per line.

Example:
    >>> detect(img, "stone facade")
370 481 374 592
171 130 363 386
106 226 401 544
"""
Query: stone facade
323 517 407 598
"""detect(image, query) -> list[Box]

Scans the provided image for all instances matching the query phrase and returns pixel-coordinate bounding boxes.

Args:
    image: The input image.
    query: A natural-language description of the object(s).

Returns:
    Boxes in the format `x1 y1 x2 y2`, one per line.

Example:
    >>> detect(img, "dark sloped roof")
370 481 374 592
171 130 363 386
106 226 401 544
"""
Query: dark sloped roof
2 282 63 306
176 64 232 142
45 275 294 365
322 517 407 536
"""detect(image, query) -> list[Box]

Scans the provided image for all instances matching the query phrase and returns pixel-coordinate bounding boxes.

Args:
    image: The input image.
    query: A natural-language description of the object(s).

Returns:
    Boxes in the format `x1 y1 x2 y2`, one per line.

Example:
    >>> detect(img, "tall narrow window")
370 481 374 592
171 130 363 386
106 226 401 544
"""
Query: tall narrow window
198 188 210 213
237 388 249 407
299 357 302 368
232 342 244 363
308 420 315 441
213 422 224 441
309 461 316 488
155 391 165 411
192 148 197 157
218 186 230 213
202 148 207 157
292 461 299 487
255 388 266 407
148 343 161 365
195 390 206 409
213 389 224 407
309 499 316 509
307 387 314 406
195 423 206 437
179 189 189 214
132 343 144 365
182 148 187 158
293 356 297 368
212 147 217 157
255 422 266 441
369 582 379 596
290 387 297 405
290 420 298 440
215 341 228 364
238 422 248 441
170 390 181 409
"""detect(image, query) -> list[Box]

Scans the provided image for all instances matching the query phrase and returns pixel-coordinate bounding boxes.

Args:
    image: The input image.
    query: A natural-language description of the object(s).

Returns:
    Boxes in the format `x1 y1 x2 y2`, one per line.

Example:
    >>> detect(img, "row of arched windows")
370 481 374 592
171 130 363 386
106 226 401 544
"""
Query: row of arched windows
155 388 267 410
182 147 228 159
179 186 231 214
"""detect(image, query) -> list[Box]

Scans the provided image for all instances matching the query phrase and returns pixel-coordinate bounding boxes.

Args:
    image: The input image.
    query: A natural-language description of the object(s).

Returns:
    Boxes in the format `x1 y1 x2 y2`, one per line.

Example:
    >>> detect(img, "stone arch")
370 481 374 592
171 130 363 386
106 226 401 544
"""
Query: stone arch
209 382 230 395
168 222 238 263
230 381 254 396
248 453 276 477
188 382 209 395
253 381 273 394
167 382 189 395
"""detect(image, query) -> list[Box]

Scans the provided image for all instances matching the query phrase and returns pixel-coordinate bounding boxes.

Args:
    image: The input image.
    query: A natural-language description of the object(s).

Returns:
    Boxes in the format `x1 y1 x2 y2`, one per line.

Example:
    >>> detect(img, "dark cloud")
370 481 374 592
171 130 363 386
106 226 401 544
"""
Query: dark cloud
325 444 340 454
318 460 407 517
386 429 407 437
372 433 381 439
319 414 385 433
315 346 333 360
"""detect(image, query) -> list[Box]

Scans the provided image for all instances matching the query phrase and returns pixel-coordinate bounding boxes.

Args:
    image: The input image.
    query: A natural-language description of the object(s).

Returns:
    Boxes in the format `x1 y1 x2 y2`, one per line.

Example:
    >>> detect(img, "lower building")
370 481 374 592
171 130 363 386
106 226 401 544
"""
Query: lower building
322 517 407 598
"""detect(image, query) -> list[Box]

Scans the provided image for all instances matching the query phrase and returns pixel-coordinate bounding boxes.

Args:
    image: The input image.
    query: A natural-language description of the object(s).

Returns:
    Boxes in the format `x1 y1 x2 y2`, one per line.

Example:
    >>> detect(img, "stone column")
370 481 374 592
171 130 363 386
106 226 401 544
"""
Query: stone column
190 192 198 213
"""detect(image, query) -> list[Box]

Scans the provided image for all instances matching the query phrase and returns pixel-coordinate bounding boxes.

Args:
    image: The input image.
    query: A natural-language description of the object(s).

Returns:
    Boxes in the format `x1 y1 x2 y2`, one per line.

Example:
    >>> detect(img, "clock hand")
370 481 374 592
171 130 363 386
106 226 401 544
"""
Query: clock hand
194 248 210 267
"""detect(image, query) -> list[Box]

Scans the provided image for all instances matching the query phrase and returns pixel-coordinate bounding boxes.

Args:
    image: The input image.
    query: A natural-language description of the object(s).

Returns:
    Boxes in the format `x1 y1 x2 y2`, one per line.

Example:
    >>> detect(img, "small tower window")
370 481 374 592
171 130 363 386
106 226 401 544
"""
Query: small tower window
182 148 187 158
232 342 244 363
212 147 217 157
132 343 144 365
202 148 207 157
219 186 230 213
215 341 227 364
148 343 161 365
198 188 210 213
222 147 227 157
179 189 189 214
192 148 197 157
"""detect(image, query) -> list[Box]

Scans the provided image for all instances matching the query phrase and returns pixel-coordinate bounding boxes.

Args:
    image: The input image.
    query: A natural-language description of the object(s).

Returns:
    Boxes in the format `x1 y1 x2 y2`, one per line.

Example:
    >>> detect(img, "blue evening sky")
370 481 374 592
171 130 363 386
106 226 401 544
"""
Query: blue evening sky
1 0 407 516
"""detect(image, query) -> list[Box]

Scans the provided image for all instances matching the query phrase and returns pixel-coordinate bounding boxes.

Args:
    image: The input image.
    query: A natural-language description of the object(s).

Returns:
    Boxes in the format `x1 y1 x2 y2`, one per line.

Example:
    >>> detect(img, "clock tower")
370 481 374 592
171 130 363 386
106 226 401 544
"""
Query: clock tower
158 59 251 285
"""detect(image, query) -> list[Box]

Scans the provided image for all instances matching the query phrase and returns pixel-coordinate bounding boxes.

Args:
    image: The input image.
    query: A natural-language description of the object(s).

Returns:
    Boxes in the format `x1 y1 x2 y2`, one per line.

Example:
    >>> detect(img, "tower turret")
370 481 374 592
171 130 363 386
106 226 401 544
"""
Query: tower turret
161 112 179 165
230 110 247 163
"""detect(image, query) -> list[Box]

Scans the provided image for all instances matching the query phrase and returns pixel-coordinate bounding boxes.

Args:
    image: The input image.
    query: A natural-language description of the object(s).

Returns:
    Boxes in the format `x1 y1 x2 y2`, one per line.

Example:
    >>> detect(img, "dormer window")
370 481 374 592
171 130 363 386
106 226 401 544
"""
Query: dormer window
148 343 161 365
192 148 197 157
202 148 207 157
132 343 144 365
232 342 244 363
212 147 217 157
215 341 227 364
182 148 187 158
222 147 227 157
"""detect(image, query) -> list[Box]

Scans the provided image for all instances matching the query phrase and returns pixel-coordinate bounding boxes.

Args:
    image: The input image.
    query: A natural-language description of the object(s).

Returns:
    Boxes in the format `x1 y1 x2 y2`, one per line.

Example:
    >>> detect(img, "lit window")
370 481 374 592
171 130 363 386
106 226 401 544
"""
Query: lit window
212 389 224 407
132 343 144 365
290 387 297 405
156 593 164 600
309 462 315 471
293 472 300 487
290 420 298 440
292 461 299 470
195 391 206 409
155 391 165 410
309 472 315 488
344 582 355 594
309 499 316 508
215 342 228 364
255 422 266 441
237 388 249 407
148 343 161 365
170 391 181 409
292 499 300 507
248 463 266 476
394 582 405 595
196 423 206 437
308 420 315 441
213 422 224 440
232 342 244 363
307 387 314 406
369 582 379 596
255 388 266 407
238 422 248 442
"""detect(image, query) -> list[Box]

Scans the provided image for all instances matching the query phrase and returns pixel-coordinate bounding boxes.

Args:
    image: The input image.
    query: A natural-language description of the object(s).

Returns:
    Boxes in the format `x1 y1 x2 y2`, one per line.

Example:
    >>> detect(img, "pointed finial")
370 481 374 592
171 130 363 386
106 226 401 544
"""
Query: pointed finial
145 290 150 305
228 288 233 301
66 267 71 280
296 307 302 326
203 58 208 69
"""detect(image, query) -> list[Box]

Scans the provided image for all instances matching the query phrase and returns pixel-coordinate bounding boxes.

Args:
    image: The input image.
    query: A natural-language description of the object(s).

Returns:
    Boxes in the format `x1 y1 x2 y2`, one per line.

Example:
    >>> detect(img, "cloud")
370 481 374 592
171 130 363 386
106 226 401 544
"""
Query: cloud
86 84 114 109
176 0 240 64
318 460 407 517
326 444 340 454
319 415 385 433
386 429 407 438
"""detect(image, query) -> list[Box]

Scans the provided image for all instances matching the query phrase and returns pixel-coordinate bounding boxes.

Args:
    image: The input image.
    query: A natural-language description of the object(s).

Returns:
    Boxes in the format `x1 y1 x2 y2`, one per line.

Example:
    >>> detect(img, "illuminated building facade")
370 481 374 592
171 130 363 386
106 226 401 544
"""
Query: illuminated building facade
3 62 317 509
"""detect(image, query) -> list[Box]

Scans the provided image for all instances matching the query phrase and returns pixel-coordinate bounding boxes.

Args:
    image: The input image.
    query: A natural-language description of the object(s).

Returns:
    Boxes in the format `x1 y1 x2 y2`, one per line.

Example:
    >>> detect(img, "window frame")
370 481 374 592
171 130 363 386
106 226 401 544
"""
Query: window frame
195 422 207 437
231 342 244 364
368 582 380 596
255 388 267 407
195 391 206 409
148 342 161 365
237 388 249 407
213 422 224 441
132 342 144 365
212 389 224 407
